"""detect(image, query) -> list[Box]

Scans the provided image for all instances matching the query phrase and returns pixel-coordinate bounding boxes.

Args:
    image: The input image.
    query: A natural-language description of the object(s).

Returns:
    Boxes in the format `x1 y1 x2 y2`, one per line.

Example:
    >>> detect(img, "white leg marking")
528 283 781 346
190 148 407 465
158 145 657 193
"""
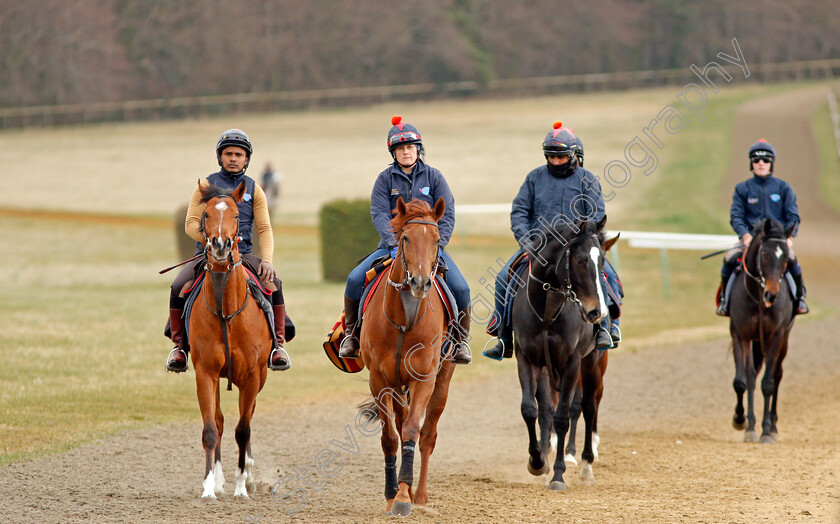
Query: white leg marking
590 247 608 318
565 453 578 465
213 460 225 495
245 451 256 494
234 467 250 498
592 432 600 461
580 462 595 485
549 433 558 453
201 471 217 499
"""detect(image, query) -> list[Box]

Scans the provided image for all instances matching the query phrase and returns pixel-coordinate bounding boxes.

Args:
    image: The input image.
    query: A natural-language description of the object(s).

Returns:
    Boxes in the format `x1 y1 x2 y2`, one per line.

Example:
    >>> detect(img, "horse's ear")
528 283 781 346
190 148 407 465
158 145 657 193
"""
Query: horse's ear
198 179 208 199
784 223 796 238
595 214 607 232
603 233 620 252
433 197 445 222
396 197 407 216
232 181 247 203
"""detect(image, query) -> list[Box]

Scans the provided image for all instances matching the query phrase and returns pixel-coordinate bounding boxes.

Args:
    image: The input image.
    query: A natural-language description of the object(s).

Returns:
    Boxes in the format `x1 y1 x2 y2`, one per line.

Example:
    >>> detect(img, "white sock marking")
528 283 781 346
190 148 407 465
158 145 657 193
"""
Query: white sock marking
201 471 216 499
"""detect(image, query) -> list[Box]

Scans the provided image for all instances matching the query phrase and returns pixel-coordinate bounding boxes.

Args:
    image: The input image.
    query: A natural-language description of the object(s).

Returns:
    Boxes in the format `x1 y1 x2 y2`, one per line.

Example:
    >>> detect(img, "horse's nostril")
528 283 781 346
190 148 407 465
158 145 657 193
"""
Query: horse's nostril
588 309 600 321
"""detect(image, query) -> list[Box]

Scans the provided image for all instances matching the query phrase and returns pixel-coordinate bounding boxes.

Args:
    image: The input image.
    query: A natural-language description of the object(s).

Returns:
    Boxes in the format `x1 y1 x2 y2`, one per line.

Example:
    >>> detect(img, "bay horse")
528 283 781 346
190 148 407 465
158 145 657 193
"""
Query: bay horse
512 217 608 491
361 197 455 516
189 181 273 499
729 218 795 444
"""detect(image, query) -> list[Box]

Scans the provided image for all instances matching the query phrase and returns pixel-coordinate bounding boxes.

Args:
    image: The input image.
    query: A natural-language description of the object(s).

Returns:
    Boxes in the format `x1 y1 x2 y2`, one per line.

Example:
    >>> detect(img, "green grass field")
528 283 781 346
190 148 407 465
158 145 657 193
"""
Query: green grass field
0 80 833 466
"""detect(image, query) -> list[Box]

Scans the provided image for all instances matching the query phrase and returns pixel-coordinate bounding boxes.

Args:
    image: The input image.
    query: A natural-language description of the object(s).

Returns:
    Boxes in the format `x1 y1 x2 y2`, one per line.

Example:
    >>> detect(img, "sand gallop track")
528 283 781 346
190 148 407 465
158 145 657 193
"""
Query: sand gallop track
2 87 839 524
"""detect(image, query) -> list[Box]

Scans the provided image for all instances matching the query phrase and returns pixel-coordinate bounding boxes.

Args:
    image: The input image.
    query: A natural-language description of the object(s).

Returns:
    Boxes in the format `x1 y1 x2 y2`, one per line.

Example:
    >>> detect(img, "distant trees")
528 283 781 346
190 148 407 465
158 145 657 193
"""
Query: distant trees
1 0 838 108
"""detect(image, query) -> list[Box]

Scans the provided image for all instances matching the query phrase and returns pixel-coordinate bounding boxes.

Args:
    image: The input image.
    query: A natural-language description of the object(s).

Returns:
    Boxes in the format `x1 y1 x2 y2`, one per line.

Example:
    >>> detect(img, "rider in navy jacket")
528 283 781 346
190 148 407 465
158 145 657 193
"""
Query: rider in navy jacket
371 161 455 250
339 116 472 364
484 122 619 361
717 139 808 315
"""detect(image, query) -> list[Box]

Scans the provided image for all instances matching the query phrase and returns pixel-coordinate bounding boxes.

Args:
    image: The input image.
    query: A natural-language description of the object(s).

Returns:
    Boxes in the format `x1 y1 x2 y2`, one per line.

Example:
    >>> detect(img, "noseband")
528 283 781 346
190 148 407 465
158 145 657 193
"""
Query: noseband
526 234 599 324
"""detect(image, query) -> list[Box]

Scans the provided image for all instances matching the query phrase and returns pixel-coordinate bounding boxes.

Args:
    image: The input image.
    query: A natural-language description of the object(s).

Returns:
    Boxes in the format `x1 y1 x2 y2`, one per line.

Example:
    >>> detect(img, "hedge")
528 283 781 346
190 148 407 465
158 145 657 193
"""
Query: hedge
320 199 380 282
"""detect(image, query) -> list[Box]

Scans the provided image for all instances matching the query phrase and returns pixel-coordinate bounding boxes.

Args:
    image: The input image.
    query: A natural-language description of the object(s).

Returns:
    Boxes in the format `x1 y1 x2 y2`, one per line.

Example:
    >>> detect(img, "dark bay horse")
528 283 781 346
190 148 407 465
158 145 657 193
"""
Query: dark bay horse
360 197 455 516
189 182 273 499
729 218 795 444
564 232 619 465
512 217 609 491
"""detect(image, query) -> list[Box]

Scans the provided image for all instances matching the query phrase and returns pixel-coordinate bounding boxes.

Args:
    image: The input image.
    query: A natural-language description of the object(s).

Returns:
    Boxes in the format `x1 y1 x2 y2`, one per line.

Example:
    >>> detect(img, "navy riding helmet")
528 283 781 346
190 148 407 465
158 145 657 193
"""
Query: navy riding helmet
216 129 253 172
748 138 775 172
387 115 423 158
542 121 578 176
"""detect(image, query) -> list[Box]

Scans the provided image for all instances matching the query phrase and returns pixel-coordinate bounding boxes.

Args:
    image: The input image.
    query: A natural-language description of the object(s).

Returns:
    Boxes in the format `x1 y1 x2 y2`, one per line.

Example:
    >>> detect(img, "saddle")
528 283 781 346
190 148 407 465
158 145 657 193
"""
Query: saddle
169 257 295 353
322 255 457 373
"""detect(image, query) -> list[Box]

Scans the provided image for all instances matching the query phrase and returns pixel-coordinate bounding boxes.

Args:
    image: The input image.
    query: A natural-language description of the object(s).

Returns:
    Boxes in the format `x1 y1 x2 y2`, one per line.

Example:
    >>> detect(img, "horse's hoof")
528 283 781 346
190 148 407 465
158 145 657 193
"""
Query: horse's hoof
548 480 567 492
201 495 218 504
392 500 412 516
564 453 578 466
732 417 747 431
760 434 775 444
743 430 759 442
770 431 780 441
234 493 251 500
527 457 549 476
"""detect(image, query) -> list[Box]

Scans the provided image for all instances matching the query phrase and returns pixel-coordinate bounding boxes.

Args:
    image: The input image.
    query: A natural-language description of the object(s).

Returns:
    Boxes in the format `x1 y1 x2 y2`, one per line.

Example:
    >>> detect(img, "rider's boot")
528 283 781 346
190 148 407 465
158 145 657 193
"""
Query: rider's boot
269 304 291 371
594 321 613 351
165 308 188 372
716 274 729 316
483 328 512 361
339 295 361 359
609 320 622 347
450 307 472 364
791 272 809 315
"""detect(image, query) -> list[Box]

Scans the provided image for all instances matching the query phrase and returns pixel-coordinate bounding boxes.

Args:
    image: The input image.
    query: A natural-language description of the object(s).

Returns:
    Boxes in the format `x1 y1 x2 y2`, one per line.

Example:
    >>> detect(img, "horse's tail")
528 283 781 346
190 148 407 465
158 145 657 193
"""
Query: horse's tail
357 396 381 422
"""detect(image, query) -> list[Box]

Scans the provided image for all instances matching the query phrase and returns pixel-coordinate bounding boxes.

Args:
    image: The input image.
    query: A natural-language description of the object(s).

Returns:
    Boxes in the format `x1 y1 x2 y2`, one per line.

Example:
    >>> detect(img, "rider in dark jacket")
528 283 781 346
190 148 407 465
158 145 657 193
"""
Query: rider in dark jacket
165 129 291 373
716 139 808 316
483 122 619 360
338 116 472 364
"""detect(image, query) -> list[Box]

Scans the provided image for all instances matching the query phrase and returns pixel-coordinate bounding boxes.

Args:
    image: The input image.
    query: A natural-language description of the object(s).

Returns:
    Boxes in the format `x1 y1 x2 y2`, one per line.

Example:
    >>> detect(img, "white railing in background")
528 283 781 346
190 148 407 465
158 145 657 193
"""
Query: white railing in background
456 203 738 297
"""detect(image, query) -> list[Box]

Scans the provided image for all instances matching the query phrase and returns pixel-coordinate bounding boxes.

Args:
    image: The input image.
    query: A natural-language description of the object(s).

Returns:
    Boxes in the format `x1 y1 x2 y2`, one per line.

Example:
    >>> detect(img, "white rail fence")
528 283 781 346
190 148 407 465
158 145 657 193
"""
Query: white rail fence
457 203 738 297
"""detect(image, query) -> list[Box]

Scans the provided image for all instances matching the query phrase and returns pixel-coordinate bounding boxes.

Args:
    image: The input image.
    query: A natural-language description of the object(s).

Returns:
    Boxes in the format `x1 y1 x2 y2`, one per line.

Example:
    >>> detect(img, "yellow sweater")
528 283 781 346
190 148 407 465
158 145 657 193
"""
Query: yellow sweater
184 179 274 264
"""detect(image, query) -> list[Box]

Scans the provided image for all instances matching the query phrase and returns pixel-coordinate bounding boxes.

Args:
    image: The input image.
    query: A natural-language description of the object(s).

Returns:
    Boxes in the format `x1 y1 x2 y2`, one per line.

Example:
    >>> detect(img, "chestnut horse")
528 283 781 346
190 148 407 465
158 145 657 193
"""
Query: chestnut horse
729 218 795 443
189 182 273 499
513 218 608 491
361 197 455 516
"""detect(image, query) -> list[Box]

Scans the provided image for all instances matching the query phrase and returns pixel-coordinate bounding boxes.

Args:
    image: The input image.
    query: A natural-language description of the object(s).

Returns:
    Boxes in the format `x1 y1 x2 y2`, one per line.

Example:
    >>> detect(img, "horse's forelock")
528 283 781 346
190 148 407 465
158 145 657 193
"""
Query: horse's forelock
199 184 235 205
752 218 785 240
390 200 435 234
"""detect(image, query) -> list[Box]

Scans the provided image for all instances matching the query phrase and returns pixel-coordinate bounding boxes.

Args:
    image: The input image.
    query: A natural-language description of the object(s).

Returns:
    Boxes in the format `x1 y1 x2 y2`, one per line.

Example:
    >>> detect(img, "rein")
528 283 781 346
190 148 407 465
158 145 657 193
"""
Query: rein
201 194 246 392
525 234 599 387
740 234 788 366
383 219 439 393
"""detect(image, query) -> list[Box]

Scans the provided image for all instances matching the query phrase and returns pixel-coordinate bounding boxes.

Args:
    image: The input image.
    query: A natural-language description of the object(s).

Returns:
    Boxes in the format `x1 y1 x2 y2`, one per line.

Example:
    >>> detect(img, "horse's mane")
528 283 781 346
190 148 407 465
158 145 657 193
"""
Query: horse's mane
199 184 235 204
391 200 436 234
526 220 598 253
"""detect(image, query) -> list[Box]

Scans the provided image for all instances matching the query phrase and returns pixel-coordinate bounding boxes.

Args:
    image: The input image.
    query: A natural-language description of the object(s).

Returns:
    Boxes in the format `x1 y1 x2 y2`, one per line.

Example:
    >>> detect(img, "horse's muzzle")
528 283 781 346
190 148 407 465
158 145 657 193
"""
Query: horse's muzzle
586 308 603 323
209 237 233 262
409 275 432 299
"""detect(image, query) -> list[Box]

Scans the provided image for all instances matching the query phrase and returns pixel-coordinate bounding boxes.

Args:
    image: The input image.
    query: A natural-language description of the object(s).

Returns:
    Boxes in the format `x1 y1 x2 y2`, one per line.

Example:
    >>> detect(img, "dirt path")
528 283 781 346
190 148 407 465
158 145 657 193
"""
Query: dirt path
3 87 840 524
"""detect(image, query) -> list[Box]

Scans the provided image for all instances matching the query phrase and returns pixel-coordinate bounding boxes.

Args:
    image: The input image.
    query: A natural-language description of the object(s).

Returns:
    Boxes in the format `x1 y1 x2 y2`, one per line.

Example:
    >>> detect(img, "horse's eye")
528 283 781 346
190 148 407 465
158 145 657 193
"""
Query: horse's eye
203 213 208 219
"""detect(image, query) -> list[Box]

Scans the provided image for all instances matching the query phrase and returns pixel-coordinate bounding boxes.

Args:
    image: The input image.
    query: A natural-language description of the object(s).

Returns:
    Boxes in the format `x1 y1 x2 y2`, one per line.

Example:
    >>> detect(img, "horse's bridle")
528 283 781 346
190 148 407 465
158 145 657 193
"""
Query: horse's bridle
200 195 248 391
386 219 441 293
742 236 788 302
526 234 598 325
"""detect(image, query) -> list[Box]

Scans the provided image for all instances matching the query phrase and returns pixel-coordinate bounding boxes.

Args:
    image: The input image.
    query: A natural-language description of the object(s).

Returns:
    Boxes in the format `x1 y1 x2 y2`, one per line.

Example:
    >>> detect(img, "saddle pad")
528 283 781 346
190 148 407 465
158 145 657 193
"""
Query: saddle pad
322 312 365 373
